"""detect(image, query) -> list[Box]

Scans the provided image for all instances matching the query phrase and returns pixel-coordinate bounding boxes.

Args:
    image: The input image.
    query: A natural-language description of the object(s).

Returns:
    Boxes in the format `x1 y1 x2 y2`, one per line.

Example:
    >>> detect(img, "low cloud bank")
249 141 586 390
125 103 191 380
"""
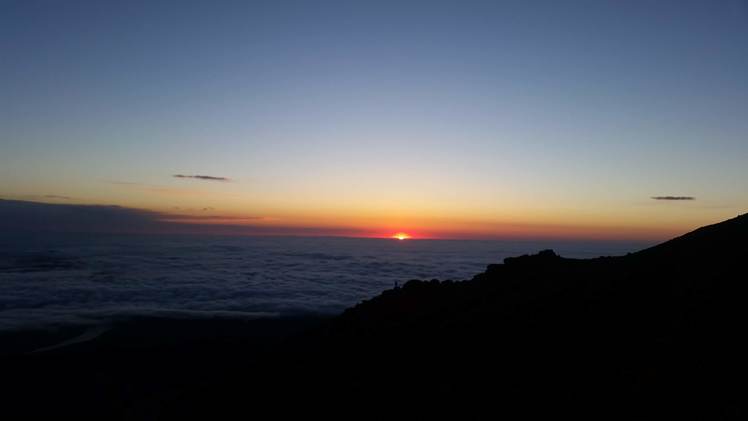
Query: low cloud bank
0 199 360 236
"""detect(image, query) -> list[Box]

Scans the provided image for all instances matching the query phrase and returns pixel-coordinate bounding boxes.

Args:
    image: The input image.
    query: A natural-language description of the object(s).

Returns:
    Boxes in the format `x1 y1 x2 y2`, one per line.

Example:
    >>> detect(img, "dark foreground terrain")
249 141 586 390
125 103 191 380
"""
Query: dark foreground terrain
2 214 747 419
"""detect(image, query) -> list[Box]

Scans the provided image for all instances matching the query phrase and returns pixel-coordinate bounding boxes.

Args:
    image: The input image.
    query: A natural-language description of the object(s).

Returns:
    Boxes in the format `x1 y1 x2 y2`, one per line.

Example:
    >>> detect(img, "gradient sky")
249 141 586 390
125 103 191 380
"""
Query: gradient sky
1 0 747 240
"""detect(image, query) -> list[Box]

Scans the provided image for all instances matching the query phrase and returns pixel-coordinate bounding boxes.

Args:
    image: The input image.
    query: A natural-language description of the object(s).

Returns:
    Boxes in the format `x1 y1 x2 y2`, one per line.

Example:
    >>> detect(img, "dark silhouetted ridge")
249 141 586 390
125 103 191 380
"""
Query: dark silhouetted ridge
631 212 748 261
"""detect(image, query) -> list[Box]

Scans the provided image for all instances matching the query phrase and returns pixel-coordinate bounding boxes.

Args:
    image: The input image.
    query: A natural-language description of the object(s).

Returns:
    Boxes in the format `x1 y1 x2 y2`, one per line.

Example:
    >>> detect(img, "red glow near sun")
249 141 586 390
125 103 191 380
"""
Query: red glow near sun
392 232 411 240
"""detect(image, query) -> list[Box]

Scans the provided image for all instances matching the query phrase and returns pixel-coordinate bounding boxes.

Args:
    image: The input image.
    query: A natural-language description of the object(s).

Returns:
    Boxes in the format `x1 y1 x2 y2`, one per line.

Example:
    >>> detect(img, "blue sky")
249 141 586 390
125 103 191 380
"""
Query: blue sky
1 0 747 239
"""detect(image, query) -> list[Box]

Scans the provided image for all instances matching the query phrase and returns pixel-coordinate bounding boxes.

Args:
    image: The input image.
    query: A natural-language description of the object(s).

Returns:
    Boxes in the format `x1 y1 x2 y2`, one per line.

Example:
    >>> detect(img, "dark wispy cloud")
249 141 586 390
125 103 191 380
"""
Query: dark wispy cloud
173 174 230 182
651 196 695 201
43 195 72 200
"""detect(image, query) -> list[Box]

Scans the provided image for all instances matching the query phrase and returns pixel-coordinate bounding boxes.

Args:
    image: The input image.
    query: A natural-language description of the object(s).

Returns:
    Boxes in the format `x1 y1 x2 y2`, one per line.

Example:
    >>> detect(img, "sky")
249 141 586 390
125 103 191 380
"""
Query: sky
1 0 747 240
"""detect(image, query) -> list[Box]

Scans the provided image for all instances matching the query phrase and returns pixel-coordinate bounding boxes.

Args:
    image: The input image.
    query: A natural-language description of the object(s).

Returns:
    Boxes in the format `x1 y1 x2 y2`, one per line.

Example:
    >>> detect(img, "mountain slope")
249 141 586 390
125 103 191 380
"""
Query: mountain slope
632 212 748 259
201 214 748 419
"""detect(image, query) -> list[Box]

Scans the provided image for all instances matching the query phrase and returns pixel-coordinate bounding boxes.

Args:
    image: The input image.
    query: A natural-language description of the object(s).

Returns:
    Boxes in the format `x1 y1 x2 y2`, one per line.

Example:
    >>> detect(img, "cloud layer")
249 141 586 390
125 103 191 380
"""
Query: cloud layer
0 233 643 331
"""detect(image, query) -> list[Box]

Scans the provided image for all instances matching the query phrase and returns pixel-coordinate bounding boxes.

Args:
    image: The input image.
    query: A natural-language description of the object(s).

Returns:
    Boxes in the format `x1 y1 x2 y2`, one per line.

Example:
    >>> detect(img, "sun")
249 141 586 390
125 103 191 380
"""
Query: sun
392 232 411 241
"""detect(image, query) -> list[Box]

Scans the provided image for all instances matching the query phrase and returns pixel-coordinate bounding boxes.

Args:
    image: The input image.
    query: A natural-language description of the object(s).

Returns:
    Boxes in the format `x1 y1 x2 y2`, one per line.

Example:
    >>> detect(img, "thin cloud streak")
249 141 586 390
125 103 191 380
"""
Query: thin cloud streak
651 196 695 201
173 174 231 182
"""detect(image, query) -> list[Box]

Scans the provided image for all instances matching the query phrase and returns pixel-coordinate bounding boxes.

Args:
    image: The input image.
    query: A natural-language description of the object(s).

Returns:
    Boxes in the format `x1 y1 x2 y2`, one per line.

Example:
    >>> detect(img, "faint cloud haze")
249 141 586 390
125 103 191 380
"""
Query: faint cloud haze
162 214 267 222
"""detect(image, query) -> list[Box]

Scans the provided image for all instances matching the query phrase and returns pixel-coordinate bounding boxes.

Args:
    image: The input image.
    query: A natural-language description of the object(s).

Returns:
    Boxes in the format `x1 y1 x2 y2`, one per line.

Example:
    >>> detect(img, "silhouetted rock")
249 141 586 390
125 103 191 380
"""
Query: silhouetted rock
503 248 561 265
229 213 748 419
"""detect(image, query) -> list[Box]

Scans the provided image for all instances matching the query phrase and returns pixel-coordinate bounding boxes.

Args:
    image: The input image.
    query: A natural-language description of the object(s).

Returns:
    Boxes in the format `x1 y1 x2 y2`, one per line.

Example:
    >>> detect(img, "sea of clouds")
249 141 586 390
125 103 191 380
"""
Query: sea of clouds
0 233 649 331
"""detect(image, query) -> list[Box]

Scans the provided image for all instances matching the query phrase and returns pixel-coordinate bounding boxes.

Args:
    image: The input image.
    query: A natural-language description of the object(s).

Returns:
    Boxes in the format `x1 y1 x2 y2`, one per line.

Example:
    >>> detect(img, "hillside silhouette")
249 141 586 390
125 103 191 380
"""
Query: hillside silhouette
184 213 747 419
3 214 746 419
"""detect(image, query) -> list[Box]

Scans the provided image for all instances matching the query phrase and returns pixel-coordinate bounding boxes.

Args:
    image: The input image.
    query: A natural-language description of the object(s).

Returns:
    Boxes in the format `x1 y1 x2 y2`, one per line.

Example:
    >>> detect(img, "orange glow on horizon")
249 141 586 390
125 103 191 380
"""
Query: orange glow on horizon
47 195 721 242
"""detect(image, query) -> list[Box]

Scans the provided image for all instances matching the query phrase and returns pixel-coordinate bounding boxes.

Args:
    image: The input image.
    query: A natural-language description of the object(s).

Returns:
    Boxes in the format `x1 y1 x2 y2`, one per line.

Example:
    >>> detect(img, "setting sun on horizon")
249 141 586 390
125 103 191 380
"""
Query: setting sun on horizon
1 2 747 417
1 0 746 243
